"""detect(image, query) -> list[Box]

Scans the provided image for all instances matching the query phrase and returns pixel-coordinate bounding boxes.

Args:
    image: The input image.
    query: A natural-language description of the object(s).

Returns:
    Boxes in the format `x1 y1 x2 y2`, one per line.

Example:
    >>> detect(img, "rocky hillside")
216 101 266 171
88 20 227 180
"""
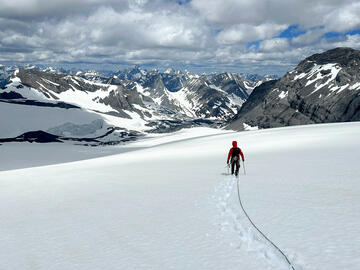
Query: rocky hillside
228 47 360 130
0 66 258 144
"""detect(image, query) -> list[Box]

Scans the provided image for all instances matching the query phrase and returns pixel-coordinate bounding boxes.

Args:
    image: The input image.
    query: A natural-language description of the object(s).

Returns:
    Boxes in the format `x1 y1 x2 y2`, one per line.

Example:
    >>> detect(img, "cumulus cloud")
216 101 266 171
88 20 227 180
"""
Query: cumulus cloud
259 38 289 52
190 0 360 28
323 2 360 32
0 0 130 20
292 28 326 46
0 0 360 75
216 23 287 44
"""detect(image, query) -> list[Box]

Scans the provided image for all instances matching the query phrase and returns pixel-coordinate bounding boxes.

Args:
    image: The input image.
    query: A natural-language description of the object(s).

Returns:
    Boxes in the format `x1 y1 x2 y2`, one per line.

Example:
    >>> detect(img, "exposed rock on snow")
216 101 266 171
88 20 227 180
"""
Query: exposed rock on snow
228 47 360 130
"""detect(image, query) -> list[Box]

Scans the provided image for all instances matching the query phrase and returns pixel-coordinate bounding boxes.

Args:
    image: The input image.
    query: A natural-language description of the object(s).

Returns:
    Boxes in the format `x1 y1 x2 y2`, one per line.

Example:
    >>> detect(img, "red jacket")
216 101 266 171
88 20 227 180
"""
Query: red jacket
227 141 244 163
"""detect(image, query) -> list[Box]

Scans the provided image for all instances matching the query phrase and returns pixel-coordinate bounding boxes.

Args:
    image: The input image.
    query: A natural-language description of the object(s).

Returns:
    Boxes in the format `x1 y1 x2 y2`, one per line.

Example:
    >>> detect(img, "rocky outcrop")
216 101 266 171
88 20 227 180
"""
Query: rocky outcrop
211 72 249 100
13 68 103 96
228 47 360 130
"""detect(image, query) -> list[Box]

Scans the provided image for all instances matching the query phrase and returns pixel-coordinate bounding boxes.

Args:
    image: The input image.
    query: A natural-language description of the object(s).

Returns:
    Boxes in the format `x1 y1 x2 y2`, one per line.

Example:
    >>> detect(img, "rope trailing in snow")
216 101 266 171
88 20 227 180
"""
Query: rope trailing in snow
236 177 296 270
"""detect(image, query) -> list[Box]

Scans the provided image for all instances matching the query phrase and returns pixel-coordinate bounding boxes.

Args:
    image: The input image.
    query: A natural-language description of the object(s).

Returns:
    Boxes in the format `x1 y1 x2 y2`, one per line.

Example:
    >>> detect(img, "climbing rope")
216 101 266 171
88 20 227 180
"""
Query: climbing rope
236 177 296 270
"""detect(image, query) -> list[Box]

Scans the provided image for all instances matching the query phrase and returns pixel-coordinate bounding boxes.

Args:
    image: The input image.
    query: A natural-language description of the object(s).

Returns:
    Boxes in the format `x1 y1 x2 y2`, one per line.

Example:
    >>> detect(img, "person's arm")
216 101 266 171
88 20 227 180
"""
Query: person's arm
227 148 233 163
240 149 245 161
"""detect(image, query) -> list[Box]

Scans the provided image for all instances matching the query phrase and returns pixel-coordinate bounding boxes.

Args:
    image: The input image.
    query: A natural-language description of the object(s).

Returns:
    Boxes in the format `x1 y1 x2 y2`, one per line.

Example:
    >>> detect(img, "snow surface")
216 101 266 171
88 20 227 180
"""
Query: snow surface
5 77 50 101
168 87 198 117
0 82 149 136
0 142 123 171
349 82 360 90
53 85 118 114
243 123 259 131
0 123 360 270
278 91 288 99
294 64 341 90
0 102 108 138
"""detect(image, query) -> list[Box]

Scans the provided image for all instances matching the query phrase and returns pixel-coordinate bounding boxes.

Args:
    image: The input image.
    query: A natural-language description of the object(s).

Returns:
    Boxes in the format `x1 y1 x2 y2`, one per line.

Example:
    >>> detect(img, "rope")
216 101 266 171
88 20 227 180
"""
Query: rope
236 177 296 270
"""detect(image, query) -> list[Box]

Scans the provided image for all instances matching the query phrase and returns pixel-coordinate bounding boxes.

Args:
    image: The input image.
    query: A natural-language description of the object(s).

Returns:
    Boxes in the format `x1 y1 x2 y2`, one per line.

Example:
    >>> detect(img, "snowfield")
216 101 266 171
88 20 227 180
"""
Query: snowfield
0 123 359 270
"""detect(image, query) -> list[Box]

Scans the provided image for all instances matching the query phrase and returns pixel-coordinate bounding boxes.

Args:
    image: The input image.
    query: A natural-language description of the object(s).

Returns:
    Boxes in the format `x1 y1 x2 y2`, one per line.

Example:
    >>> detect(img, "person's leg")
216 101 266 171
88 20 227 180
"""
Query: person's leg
235 160 240 176
231 159 235 174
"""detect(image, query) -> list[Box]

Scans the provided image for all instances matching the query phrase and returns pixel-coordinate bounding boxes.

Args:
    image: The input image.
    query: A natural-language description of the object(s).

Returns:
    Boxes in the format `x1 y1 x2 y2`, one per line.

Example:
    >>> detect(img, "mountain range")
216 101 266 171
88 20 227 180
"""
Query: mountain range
1 47 359 144
0 65 269 144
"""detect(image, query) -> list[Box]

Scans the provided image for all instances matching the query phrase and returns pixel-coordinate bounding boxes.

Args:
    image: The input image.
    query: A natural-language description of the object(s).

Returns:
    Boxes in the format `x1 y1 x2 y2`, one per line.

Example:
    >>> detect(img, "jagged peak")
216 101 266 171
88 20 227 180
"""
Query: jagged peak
300 47 360 67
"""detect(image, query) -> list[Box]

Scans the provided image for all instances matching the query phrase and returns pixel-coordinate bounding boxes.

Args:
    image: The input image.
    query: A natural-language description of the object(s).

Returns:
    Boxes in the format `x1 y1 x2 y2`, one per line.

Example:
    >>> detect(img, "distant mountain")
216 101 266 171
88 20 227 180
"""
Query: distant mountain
110 67 251 119
75 70 109 84
240 73 278 82
6 56 342 144
1 65 68 88
227 47 360 130
0 65 16 88
0 65 254 144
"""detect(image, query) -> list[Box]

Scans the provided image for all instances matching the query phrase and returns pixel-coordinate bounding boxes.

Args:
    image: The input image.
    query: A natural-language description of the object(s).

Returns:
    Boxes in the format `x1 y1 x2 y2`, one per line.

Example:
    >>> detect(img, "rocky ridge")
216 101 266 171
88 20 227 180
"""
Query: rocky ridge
228 47 360 130
0 65 262 144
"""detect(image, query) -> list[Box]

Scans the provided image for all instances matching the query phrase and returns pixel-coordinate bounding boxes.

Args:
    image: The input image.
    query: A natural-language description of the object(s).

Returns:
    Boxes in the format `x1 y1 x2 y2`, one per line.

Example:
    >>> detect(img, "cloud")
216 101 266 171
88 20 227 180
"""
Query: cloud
216 23 287 44
0 0 360 75
190 0 360 29
323 2 360 32
291 28 326 46
0 0 130 21
0 4 209 62
259 38 289 52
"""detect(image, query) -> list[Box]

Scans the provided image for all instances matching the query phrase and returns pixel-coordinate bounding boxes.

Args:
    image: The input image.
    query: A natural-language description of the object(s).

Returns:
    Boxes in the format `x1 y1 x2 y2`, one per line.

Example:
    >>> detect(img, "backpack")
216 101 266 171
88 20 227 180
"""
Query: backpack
232 147 240 158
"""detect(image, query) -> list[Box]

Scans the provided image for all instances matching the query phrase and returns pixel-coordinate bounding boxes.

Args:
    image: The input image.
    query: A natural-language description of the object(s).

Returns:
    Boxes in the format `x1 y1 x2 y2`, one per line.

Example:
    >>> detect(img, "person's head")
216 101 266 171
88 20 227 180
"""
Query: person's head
232 141 237 147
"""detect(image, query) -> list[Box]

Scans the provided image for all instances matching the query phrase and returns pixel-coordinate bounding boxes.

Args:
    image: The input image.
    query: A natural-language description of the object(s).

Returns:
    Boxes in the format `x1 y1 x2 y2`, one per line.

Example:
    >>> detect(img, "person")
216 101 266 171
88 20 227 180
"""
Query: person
227 141 245 176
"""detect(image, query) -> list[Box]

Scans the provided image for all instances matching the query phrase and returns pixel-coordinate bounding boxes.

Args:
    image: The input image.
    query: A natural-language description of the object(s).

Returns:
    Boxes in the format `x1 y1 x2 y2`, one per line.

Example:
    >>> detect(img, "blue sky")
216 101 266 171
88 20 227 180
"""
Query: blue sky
246 25 360 55
0 0 359 75
276 25 306 39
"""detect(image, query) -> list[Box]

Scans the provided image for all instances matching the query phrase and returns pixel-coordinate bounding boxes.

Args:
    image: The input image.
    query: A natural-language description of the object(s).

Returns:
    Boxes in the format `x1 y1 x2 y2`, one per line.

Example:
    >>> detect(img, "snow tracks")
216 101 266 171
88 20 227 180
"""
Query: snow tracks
214 176 302 270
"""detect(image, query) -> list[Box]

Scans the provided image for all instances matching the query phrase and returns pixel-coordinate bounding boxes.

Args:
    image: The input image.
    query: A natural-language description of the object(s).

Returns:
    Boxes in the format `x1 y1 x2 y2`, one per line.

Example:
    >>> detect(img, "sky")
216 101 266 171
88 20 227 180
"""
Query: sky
0 0 360 75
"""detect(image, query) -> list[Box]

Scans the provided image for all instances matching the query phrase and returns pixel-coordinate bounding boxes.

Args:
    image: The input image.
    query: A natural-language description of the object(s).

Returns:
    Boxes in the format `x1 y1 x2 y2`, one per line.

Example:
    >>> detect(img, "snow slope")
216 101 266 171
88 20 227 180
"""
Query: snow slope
0 102 107 138
2 75 149 135
0 122 359 270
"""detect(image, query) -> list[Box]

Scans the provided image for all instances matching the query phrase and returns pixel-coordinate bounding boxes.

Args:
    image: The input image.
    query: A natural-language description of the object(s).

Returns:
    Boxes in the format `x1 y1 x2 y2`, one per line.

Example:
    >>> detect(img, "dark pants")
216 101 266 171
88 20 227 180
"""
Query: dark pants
231 157 240 176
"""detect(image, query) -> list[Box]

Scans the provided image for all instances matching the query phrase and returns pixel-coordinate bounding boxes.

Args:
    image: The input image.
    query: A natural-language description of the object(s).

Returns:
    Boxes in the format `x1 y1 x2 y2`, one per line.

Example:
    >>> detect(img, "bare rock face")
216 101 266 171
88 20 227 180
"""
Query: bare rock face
211 72 249 100
14 68 105 95
111 67 250 120
228 47 360 130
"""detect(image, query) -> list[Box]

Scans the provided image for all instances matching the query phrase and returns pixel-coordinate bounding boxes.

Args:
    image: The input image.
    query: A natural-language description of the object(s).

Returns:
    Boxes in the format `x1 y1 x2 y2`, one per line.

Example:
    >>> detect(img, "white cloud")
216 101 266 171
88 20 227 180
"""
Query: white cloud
190 0 360 30
259 38 289 52
0 0 129 20
190 0 266 26
216 23 287 44
0 0 360 75
292 28 326 46
323 2 360 32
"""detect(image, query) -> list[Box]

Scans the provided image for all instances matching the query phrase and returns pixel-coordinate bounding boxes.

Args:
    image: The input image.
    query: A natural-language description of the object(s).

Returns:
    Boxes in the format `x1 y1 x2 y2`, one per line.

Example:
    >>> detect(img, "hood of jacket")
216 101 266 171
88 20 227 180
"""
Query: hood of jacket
232 141 237 148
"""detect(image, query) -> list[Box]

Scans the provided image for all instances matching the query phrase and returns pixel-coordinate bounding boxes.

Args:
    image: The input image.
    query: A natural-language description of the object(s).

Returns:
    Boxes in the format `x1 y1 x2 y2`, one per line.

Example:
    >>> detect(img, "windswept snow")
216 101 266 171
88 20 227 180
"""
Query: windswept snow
278 91 288 99
168 88 198 117
41 78 60 86
4 78 50 101
208 84 227 94
0 102 106 138
294 64 342 94
47 119 105 137
0 123 359 270
243 123 258 131
53 86 117 113
349 82 360 90
336 83 350 94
